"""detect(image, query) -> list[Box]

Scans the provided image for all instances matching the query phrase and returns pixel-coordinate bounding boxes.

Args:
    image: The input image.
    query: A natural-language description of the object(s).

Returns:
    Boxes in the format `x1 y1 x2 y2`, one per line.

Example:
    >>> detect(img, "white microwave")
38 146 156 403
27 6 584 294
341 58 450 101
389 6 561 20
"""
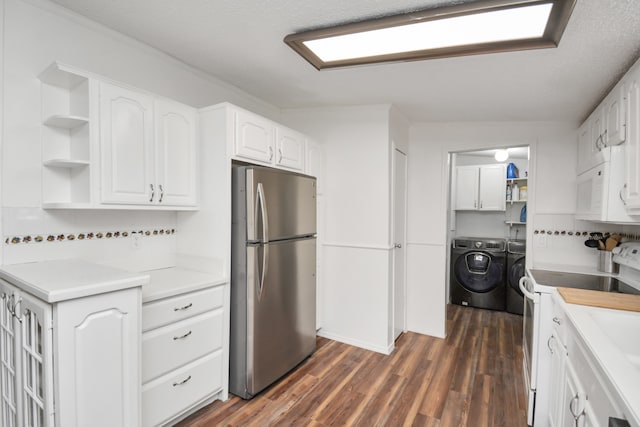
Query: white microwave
576 146 640 223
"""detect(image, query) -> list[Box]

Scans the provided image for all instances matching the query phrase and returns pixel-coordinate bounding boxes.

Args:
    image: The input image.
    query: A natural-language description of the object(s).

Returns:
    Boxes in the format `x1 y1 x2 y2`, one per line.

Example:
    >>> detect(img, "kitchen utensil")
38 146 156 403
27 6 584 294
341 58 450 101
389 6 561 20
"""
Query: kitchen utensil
584 239 599 248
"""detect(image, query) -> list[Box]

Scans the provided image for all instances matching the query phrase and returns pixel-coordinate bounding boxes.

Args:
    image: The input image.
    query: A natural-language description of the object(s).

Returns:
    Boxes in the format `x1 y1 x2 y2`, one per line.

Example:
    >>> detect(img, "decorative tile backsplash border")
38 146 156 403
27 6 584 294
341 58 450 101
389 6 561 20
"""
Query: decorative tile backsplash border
533 229 640 240
5 228 176 245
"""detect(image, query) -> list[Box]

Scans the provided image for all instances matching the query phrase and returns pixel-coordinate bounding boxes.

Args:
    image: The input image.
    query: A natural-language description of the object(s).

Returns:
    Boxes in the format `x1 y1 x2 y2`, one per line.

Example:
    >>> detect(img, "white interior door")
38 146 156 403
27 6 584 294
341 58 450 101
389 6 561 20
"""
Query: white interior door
393 148 407 340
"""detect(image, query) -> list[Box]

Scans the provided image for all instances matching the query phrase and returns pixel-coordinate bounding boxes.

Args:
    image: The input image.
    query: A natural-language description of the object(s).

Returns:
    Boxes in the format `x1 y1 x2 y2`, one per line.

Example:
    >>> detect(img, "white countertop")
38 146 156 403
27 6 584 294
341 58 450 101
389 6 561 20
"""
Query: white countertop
141 266 227 303
554 292 640 427
0 259 149 303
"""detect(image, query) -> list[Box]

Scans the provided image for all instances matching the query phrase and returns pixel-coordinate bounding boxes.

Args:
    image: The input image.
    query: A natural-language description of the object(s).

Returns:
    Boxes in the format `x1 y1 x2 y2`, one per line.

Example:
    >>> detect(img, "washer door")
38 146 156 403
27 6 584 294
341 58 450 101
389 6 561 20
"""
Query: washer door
509 256 526 296
454 251 503 293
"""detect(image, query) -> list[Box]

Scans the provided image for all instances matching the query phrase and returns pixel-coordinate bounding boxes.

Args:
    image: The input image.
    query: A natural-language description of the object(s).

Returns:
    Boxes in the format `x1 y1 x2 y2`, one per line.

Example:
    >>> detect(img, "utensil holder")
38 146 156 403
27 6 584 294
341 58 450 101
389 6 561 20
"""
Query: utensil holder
598 251 619 273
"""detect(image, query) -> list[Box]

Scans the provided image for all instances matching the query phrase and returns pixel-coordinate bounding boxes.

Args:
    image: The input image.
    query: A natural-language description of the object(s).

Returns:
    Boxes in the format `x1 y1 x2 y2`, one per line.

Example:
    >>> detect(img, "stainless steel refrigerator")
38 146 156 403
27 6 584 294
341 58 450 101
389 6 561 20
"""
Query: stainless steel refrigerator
230 165 317 399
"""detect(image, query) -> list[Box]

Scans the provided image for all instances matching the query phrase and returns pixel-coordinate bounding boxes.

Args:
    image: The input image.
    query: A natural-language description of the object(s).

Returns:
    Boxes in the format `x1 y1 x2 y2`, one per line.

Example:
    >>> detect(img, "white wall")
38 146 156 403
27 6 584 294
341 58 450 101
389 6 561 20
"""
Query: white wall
282 105 396 354
407 121 578 338
1 0 277 267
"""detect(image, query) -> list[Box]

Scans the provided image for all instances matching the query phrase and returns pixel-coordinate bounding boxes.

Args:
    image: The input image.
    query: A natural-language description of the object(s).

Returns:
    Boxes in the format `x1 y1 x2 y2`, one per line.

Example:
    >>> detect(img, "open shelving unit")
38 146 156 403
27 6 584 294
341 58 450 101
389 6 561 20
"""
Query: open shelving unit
39 62 92 208
505 177 527 227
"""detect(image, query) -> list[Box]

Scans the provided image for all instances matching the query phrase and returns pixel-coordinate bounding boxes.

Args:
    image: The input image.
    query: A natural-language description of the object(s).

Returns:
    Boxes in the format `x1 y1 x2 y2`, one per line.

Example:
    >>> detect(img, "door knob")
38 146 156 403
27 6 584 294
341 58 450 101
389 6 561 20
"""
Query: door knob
394 243 402 249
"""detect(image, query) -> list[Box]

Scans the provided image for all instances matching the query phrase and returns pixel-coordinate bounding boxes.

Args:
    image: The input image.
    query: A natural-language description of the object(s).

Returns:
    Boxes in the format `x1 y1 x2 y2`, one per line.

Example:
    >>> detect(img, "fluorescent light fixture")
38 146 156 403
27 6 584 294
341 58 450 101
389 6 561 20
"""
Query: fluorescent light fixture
284 0 576 70
495 149 510 162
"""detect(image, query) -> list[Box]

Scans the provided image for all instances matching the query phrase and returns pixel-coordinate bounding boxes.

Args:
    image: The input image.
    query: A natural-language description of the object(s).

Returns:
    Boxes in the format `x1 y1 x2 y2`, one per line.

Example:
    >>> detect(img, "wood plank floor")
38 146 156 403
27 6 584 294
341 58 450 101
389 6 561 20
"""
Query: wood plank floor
177 304 528 427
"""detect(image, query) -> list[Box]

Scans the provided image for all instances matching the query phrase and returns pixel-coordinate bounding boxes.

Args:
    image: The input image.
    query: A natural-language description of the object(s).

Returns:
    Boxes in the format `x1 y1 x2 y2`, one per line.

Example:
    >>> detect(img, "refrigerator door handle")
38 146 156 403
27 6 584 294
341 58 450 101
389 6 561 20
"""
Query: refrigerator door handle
256 182 269 243
256 183 269 300
258 244 269 300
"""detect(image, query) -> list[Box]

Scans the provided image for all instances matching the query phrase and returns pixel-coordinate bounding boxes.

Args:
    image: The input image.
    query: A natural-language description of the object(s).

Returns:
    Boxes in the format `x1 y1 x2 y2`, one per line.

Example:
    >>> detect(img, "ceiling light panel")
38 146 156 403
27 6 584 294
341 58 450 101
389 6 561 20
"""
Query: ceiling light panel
285 0 576 69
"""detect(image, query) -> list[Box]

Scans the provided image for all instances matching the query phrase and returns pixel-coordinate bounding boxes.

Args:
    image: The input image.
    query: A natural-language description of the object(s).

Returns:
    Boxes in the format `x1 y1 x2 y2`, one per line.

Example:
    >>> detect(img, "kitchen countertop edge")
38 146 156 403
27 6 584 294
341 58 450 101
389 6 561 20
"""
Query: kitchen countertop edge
0 259 149 303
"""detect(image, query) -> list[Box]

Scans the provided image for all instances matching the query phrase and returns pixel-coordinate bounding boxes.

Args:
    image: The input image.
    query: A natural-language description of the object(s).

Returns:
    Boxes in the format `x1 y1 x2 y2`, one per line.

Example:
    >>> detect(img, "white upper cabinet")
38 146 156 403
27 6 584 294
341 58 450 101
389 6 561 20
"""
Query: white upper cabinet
231 105 308 172
234 109 276 164
577 84 627 176
455 166 479 210
100 82 198 208
454 165 506 211
606 85 626 146
624 66 640 212
39 62 198 210
275 126 305 171
100 82 155 205
479 165 507 210
155 99 198 206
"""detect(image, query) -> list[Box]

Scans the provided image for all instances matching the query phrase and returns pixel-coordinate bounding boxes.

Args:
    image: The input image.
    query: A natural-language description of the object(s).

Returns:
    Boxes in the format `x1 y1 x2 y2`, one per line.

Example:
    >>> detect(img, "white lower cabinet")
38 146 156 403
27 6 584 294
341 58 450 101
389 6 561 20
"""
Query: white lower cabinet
0 279 140 427
141 284 228 426
546 300 626 427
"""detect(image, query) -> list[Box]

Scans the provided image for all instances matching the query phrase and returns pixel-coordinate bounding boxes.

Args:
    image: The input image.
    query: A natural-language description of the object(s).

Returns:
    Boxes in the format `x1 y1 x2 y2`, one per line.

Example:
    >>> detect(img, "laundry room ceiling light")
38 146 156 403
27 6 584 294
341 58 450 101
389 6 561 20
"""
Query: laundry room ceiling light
495 149 509 162
284 0 576 70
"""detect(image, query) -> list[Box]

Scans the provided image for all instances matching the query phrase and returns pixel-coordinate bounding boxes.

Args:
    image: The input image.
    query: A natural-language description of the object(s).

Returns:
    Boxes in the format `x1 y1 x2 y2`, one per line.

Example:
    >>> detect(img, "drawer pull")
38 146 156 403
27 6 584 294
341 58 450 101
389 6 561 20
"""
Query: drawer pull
553 317 562 325
173 330 192 340
174 303 193 312
172 375 192 387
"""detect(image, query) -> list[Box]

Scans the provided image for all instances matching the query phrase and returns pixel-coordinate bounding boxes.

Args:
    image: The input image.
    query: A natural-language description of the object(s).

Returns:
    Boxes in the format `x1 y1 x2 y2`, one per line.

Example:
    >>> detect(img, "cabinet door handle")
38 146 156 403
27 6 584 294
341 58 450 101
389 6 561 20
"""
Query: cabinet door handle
278 148 283 163
553 317 561 325
547 336 554 354
158 184 164 203
10 296 22 323
173 302 193 312
269 146 274 161
569 395 579 417
173 330 192 340
474 200 477 208
570 394 584 426
172 375 192 387
150 184 155 202
480 201 483 209
620 183 628 206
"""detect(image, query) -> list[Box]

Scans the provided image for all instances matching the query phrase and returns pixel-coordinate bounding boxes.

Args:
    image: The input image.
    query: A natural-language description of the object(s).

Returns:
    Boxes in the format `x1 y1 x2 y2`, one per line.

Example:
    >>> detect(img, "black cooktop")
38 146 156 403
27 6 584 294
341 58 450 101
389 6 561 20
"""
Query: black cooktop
530 269 640 295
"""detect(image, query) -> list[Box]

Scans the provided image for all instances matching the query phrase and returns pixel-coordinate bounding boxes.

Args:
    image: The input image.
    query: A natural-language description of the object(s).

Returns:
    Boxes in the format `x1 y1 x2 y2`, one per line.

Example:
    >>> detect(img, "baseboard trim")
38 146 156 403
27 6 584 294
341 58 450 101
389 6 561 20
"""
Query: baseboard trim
316 329 394 355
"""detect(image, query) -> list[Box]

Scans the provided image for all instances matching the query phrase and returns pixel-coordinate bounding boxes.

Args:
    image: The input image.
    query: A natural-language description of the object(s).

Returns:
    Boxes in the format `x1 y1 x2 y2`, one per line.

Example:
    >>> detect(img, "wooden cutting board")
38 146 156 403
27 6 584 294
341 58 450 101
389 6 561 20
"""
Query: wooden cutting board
558 287 640 313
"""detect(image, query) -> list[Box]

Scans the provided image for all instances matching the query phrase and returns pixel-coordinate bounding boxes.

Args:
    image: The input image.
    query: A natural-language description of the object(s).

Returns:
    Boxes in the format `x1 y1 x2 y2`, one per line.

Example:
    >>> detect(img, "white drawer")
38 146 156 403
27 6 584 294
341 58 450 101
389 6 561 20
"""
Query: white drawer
142 286 223 332
142 310 223 383
142 351 223 427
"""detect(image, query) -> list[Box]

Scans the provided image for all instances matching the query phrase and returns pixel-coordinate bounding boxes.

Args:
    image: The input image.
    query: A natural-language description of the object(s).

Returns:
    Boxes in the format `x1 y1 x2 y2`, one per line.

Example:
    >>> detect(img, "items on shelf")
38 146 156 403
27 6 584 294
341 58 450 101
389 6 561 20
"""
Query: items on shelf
507 162 519 179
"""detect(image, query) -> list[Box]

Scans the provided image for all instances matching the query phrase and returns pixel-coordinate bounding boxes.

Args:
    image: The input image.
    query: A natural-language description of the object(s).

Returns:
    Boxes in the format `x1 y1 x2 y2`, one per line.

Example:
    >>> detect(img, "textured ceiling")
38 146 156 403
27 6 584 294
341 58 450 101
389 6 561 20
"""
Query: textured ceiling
48 0 640 123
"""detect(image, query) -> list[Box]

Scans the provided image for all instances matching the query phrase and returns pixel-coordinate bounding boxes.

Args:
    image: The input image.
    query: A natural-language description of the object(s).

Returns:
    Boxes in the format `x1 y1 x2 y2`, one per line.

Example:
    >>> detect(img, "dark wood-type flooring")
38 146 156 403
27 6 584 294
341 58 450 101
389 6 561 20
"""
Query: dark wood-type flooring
177 304 528 426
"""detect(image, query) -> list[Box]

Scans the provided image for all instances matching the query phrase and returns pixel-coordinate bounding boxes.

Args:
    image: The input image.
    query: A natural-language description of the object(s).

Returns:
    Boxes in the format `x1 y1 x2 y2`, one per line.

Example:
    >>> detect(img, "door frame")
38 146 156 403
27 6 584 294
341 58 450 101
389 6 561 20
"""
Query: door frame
392 144 408 341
